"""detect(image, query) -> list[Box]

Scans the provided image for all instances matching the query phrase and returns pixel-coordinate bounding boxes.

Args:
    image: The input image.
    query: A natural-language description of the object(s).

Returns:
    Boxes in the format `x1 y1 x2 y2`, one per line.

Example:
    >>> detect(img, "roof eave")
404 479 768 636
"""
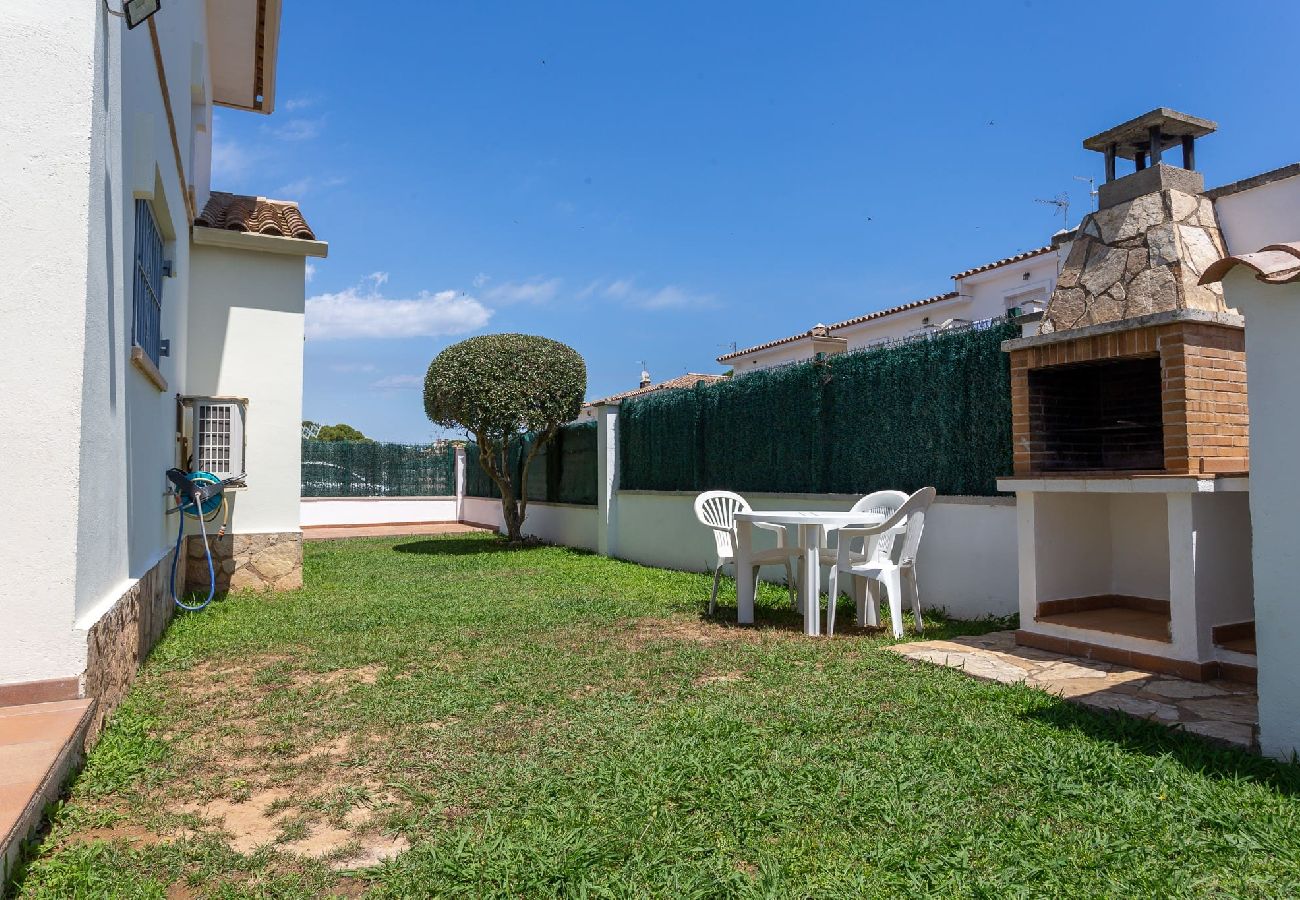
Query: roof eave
716 291 963 363
949 245 1054 282
193 225 328 258
210 0 282 115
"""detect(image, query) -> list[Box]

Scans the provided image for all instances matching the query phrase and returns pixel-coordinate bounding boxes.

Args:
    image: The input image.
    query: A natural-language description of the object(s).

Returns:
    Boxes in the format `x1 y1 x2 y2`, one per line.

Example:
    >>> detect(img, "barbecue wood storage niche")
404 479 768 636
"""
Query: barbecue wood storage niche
1000 109 1256 683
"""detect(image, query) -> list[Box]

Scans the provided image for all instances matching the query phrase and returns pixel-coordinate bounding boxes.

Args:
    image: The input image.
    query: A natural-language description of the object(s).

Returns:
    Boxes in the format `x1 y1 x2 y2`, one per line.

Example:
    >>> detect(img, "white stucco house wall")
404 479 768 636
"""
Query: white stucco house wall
1198 163 1300 761
0 1 325 729
719 245 1061 372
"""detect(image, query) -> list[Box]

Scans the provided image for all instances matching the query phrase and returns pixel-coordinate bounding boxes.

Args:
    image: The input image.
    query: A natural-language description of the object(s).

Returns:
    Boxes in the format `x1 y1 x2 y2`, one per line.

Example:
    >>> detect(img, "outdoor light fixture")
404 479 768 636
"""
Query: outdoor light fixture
105 0 161 30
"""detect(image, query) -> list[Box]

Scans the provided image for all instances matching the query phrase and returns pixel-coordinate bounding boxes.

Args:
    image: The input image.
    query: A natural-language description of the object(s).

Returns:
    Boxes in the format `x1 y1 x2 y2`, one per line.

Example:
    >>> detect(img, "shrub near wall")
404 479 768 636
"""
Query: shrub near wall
620 317 1017 497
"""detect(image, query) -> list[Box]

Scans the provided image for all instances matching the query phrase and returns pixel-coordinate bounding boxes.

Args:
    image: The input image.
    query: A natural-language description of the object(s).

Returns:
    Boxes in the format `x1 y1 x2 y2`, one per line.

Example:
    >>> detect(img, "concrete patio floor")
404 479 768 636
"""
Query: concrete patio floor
889 631 1258 750
0 699 95 880
302 522 493 540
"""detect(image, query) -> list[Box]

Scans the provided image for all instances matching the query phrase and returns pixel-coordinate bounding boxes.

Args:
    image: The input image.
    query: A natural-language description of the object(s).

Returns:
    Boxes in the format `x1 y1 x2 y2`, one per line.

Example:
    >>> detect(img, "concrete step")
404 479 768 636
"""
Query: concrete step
0 698 95 888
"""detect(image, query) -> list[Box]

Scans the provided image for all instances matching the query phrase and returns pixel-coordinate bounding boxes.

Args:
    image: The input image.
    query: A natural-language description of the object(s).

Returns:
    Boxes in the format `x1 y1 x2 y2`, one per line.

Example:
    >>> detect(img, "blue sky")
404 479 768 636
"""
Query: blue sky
211 1 1300 442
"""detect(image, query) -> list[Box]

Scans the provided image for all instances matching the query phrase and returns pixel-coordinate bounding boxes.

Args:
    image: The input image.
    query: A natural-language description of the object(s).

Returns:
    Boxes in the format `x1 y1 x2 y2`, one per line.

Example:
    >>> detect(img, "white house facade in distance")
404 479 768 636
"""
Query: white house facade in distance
718 245 1061 372
0 1 325 732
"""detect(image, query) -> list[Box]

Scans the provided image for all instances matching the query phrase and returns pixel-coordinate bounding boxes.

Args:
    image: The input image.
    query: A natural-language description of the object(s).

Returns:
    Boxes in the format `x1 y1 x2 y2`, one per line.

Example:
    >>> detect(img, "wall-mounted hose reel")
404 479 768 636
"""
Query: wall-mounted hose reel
166 468 245 611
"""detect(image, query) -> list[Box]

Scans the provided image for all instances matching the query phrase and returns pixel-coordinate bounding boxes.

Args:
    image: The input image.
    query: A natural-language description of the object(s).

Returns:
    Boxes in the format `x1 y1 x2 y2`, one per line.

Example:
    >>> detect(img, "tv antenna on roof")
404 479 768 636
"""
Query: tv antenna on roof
1035 192 1070 229
1074 175 1099 209
718 341 737 354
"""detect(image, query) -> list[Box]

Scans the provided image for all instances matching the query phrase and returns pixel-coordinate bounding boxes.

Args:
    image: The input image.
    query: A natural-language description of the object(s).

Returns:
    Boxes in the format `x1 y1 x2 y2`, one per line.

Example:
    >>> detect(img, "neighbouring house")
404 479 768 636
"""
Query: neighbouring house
718 244 1060 372
0 0 324 741
575 370 728 421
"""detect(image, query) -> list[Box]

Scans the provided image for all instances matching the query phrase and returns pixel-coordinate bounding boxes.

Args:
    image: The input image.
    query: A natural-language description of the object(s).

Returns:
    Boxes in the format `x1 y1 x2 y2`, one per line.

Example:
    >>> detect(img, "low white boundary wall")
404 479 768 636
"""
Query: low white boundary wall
462 497 600 551
614 491 1017 620
301 497 458 527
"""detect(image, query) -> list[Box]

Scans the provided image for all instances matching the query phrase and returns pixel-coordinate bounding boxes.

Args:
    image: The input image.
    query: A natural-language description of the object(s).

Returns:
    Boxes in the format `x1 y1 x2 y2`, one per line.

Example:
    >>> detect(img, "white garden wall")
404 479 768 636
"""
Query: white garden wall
613 491 1017 620
302 497 458 527
461 497 600 552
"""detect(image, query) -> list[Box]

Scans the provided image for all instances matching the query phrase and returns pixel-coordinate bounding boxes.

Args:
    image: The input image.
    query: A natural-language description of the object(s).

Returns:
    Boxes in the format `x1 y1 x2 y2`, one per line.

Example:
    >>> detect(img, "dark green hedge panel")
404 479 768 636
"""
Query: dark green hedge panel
619 318 1017 497
465 421 597 505
302 440 456 497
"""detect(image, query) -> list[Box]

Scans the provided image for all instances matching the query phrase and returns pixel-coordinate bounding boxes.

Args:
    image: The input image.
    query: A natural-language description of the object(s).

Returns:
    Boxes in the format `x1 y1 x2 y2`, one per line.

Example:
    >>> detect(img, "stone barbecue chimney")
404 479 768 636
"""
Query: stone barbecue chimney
1042 109 1229 333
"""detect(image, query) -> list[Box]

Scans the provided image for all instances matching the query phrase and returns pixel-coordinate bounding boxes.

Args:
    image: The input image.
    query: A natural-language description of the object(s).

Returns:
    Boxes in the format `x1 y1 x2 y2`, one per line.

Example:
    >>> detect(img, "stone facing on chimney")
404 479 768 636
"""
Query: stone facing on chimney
1043 187 1228 334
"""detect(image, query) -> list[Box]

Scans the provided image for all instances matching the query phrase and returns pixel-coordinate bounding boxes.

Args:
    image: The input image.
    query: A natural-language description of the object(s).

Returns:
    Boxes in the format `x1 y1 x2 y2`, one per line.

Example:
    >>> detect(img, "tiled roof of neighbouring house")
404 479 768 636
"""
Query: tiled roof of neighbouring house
195 191 317 240
949 245 1054 280
1201 242 1300 285
716 292 961 363
589 373 728 406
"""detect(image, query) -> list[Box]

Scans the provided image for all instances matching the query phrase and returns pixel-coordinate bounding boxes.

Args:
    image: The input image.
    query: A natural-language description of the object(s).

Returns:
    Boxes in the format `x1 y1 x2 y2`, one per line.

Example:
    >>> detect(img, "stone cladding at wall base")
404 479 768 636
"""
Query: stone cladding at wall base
187 531 303 593
82 549 180 744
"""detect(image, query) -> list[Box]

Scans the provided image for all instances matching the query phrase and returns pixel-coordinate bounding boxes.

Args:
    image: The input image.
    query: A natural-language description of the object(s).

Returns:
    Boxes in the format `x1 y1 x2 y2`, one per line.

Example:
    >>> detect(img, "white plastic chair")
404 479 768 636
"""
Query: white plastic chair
826 487 936 637
793 490 909 613
693 491 797 616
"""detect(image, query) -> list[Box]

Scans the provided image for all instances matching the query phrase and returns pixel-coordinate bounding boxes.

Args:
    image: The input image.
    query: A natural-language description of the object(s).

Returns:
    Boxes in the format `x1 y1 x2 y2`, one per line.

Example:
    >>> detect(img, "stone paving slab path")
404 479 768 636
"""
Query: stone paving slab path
889 631 1258 750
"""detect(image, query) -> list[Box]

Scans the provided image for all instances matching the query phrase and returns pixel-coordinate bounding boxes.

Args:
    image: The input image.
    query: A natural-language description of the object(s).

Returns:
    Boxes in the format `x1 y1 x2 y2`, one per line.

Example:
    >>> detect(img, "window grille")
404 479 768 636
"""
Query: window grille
133 200 165 365
191 400 246 477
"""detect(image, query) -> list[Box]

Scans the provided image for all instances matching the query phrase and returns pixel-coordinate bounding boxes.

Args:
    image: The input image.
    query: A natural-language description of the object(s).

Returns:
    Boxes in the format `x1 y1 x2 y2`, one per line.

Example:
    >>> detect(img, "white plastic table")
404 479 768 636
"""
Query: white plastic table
734 510 886 636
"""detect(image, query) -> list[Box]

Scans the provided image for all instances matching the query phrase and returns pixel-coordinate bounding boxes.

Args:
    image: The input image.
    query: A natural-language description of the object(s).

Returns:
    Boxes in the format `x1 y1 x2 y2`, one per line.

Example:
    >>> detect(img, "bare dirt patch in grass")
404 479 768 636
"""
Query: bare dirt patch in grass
62 822 168 848
294 664 384 687
693 670 748 687
608 617 770 650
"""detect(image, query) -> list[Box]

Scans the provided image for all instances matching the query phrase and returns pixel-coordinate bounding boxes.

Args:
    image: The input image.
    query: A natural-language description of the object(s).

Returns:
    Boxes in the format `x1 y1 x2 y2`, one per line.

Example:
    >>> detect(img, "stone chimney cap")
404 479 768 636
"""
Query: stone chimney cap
1083 108 1216 160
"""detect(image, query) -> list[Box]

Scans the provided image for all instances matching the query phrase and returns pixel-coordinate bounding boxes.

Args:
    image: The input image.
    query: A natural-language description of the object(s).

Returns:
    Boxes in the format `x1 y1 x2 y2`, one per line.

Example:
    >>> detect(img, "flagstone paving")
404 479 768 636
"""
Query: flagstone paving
888 630 1258 750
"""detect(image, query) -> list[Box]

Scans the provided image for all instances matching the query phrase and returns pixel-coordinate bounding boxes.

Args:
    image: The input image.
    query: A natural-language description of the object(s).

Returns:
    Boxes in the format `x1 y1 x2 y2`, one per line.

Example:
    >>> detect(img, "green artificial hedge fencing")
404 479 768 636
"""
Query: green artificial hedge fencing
302 440 456 497
619 317 1018 496
465 420 598 505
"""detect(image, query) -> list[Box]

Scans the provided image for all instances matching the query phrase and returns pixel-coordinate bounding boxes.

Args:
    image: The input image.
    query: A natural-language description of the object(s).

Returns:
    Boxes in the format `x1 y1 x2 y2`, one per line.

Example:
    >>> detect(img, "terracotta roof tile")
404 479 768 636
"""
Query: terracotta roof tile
590 373 727 405
717 292 961 362
949 245 1054 281
195 191 317 240
1200 242 1300 285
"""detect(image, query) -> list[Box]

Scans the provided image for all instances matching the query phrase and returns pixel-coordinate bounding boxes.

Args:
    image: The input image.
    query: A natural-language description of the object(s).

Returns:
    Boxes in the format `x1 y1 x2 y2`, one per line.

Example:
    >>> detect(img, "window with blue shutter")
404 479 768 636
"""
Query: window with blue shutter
132 200 164 365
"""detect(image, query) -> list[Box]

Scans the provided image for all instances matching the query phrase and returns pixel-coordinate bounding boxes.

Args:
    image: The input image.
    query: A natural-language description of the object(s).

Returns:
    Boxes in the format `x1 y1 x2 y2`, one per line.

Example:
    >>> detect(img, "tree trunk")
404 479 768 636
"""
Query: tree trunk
499 489 524 542
476 428 558 544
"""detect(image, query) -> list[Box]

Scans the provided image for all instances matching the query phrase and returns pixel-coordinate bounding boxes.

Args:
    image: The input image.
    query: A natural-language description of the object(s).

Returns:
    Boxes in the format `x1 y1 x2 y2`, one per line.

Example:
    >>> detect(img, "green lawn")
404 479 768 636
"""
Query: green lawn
11 533 1300 898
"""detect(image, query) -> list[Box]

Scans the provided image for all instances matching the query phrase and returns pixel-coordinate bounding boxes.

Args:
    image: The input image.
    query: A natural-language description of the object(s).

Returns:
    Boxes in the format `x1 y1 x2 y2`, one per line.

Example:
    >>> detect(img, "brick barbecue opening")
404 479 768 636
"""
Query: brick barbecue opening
1009 313 1248 477
1029 357 1164 472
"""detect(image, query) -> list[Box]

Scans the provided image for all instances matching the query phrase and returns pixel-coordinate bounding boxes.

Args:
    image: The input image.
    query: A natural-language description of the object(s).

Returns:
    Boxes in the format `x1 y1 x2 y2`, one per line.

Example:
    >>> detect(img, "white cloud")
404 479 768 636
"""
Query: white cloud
603 278 635 300
283 96 319 111
370 374 424 390
269 118 324 141
577 277 715 310
274 175 346 198
305 262 316 284
639 285 712 310
211 136 254 183
329 362 376 373
306 280 491 341
483 277 561 305
472 272 491 288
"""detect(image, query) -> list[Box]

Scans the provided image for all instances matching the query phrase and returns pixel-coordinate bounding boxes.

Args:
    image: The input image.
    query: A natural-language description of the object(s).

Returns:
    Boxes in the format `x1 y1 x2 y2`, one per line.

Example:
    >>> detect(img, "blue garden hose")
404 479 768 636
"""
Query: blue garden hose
167 470 227 612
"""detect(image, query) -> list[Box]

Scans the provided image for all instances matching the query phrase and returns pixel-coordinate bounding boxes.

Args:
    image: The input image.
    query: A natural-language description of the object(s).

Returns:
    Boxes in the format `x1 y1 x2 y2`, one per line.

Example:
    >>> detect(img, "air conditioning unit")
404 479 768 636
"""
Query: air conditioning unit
185 397 247 479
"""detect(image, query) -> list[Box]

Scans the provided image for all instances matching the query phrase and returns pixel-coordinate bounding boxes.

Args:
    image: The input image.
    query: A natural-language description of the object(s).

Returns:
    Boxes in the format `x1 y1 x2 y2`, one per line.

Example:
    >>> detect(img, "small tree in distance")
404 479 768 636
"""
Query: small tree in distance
425 333 586 542
317 423 369 441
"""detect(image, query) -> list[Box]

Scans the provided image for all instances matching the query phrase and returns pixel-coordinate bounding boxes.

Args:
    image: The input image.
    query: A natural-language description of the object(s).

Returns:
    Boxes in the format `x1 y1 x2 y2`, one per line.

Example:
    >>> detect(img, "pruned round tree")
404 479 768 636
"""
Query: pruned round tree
425 333 586 541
